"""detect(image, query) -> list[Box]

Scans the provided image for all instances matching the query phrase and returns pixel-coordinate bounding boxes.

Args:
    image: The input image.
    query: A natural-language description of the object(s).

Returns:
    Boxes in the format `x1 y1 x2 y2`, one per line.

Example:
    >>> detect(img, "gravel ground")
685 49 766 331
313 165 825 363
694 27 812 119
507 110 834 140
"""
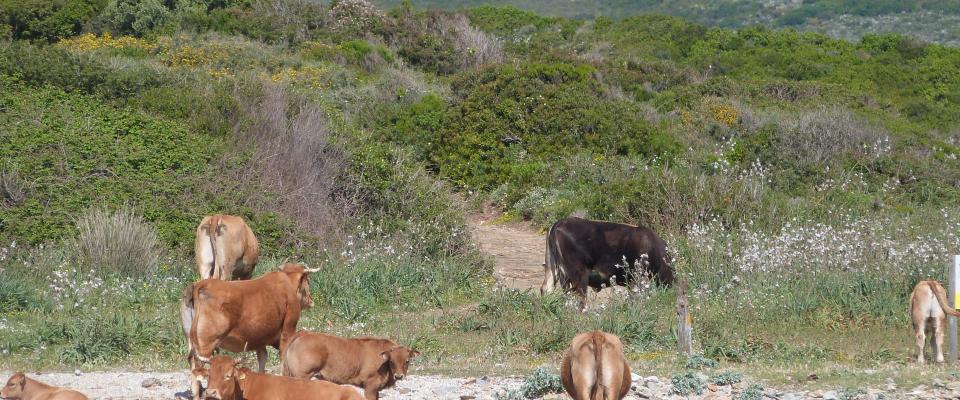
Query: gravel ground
0 370 528 400
2 369 956 399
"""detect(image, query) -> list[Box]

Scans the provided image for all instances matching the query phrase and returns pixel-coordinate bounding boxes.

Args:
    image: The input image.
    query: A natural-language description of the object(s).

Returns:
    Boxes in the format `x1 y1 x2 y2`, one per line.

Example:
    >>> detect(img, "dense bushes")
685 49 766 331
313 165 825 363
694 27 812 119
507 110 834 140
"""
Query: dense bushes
0 0 105 41
0 76 216 247
382 62 680 189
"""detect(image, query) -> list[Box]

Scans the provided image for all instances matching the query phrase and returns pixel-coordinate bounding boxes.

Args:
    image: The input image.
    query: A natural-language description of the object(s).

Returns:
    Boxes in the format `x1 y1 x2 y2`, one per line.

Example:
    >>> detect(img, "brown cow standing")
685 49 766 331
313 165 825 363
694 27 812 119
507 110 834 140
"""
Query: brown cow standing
195 214 259 281
180 263 318 400
910 280 960 363
282 331 419 400
1 373 88 400
560 331 631 400
197 355 363 400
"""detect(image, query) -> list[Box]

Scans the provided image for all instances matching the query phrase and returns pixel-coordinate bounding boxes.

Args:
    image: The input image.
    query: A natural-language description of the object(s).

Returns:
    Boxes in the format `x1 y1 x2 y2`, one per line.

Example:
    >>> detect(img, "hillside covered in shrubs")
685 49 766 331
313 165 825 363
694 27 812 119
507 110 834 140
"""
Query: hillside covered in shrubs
376 0 960 46
1 0 960 382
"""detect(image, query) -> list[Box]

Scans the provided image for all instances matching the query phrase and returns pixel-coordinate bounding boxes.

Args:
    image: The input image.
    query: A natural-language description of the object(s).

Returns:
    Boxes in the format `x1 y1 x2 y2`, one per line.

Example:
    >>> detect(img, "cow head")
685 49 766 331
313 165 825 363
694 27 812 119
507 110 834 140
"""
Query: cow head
1 372 26 400
279 263 319 309
203 356 246 400
379 346 420 381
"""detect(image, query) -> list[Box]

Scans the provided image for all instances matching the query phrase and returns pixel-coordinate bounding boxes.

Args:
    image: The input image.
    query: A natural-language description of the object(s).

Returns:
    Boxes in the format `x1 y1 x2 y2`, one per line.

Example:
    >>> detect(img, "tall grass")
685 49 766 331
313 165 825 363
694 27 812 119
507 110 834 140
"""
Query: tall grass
74 205 160 279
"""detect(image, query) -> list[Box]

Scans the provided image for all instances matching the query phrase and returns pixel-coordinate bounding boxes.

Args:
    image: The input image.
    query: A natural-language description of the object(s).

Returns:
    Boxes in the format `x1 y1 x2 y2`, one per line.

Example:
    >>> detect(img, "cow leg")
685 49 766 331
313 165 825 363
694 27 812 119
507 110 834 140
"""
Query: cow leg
915 317 927 364
541 263 555 295
573 269 590 312
256 347 268 373
935 317 946 363
363 386 380 400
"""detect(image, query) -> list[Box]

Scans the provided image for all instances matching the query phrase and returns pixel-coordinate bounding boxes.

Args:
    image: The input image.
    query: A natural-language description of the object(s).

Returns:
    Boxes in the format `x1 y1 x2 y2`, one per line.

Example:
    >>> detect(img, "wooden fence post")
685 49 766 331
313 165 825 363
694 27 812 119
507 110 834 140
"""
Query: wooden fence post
677 279 693 356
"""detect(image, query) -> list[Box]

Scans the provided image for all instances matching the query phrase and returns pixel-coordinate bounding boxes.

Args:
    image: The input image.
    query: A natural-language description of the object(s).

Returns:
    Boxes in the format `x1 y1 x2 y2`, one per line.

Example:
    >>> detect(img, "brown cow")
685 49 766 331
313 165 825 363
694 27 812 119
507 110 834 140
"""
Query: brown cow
196 355 363 400
1 372 88 400
282 331 419 400
195 214 259 281
180 263 318 400
560 331 631 400
910 280 960 364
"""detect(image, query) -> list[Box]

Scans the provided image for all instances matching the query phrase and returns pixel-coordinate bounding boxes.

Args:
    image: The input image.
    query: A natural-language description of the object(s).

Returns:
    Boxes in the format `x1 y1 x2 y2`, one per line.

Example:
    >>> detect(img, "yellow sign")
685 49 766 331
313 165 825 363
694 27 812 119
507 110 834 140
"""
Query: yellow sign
955 292 960 309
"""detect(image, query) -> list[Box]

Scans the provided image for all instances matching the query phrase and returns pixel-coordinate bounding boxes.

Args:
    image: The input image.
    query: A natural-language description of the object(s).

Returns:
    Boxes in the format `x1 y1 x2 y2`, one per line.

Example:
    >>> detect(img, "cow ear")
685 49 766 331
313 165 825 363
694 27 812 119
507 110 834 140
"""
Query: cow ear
380 351 390 362
411 350 421 357
237 372 246 381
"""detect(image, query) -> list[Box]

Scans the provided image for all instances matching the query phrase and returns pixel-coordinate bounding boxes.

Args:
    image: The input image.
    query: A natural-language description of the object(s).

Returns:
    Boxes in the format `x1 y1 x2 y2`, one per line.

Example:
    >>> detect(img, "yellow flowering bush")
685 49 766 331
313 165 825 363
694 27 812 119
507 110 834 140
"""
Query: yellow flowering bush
709 102 739 127
57 33 155 53
269 66 327 89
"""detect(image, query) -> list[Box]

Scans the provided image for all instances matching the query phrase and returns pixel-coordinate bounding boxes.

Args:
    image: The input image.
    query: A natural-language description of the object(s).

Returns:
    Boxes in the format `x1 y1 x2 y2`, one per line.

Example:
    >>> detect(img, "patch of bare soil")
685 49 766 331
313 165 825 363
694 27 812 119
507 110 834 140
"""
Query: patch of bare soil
468 211 545 291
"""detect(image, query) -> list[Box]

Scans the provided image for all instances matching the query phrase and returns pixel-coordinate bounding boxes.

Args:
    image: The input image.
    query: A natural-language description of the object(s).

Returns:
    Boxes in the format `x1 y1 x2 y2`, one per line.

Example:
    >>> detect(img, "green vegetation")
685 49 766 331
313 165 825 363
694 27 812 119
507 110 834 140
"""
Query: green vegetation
0 0 959 390
375 1 960 46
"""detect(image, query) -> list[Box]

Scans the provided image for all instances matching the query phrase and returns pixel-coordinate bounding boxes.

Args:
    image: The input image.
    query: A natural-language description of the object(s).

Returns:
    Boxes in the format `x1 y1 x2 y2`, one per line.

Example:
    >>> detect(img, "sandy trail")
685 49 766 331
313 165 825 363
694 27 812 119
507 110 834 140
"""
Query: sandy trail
469 214 546 291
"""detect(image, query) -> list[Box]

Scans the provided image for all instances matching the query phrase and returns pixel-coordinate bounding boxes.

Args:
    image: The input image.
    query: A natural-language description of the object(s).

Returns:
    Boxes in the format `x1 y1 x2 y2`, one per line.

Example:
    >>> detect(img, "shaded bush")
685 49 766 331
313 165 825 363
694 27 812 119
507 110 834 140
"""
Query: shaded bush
74 205 160 279
0 0 104 42
99 0 171 36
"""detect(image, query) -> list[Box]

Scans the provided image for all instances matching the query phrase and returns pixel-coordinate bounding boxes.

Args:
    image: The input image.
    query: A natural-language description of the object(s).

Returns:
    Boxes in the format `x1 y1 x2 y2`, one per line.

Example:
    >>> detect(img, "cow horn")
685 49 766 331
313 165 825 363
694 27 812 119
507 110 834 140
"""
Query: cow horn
304 266 321 273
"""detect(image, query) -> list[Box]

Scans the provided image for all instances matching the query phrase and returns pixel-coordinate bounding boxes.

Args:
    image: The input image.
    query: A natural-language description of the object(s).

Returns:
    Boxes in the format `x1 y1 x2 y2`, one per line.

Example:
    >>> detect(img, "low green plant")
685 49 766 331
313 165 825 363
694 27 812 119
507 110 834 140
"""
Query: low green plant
685 353 718 370
519 367 563 398
737 383 764 400
711 371 743 385
671 371 706 395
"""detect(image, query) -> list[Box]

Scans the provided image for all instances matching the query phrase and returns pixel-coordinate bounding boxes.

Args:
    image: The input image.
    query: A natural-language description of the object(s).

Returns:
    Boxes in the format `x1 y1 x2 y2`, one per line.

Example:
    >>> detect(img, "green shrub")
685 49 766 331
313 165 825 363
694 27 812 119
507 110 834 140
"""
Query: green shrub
737 383 764 400
0 76 217 248
519 367 563 398
684 353 719 370
0 0 105 42
74 205 160 279
99 0 171 36
671 371 706 395
711 371 743 385
0 273 39 313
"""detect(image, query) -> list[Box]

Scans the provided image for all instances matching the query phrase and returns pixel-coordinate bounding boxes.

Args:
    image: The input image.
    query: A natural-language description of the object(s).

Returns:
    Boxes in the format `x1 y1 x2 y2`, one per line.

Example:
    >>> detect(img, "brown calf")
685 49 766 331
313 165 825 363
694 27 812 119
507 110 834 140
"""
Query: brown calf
180 263 318 400
198 355 363 400
560 331 631 400
282 331 419 400
1 373 87 400
195 214 259 281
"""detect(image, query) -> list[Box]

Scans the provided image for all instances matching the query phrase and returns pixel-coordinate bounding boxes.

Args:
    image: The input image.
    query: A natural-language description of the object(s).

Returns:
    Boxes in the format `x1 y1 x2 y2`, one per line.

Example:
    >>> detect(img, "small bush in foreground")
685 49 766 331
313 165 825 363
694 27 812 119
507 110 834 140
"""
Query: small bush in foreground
737 383 764 400
671 371 706 395
684 353 718 370
75 205 160 279
711 371 743 385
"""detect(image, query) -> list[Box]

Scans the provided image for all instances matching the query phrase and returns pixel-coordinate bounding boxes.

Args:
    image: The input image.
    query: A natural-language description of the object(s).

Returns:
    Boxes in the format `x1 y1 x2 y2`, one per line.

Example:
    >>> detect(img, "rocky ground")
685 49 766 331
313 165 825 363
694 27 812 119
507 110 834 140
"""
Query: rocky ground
4 369 958 400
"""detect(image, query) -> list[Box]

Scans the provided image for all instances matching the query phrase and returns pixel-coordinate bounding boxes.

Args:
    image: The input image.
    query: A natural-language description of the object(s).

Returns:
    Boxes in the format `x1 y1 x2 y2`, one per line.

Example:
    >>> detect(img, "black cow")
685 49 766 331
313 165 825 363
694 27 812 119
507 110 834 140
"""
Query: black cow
541 217 674 309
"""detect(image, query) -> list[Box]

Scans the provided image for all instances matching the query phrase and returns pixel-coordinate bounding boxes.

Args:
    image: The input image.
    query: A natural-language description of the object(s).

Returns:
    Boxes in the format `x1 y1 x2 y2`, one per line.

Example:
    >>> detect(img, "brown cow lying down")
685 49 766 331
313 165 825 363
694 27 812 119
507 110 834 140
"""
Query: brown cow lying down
910 280 960 364
560 330 631 400
181 263 318 400
197 355 363 400
1 372 88 400
283 331 419 400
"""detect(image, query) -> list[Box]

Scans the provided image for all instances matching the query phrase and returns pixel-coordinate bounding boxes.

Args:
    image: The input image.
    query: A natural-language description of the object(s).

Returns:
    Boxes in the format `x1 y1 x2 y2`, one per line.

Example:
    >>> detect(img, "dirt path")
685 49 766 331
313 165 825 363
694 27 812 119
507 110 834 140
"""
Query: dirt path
469 213 545 291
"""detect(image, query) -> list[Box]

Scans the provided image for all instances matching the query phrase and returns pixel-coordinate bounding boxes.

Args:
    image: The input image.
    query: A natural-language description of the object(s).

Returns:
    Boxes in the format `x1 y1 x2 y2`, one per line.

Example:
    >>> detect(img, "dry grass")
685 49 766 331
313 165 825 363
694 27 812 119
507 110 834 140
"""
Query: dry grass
435 13 503 70
74 205 160 279
0 164 26 206
233 84 355 245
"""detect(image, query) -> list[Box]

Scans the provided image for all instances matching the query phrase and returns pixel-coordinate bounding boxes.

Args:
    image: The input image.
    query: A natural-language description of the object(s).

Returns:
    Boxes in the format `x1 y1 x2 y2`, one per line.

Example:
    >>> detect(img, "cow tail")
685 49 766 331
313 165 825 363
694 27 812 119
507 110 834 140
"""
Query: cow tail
208 215 222 280
546 222 568 290
930 281 960 317
180 283 196 367
591 333 605 400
